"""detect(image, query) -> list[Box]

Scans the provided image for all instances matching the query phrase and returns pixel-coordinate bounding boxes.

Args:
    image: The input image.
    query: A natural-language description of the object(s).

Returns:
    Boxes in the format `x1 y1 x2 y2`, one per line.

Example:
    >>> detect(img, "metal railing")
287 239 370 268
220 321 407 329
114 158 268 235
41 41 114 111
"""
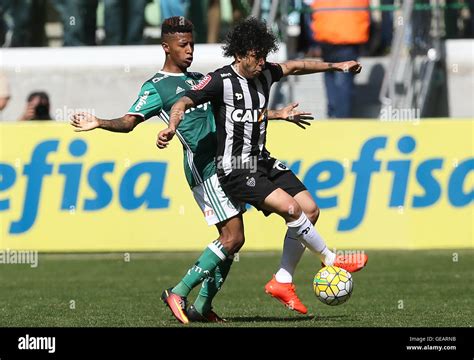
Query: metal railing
379 0 447 117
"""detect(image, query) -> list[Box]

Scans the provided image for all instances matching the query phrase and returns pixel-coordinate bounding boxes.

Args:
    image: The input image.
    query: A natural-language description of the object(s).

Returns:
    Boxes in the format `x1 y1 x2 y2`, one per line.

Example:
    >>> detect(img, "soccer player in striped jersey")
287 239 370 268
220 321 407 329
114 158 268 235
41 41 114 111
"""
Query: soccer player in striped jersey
159 18 368 315
71 17 311 323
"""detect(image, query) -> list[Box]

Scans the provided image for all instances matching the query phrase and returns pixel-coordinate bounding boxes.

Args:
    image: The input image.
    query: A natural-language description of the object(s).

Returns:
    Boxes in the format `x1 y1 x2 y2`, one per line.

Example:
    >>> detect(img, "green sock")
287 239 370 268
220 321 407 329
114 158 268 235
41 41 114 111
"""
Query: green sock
172 240 228 298
194 256 234 315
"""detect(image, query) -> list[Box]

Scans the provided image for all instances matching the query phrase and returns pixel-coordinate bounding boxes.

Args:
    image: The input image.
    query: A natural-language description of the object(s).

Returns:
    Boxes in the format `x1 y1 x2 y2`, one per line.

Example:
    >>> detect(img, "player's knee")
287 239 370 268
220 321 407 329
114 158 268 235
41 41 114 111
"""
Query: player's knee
233 233 245 253
229 232 245 254
219 232 245 255
306 204 320 224
287 200 303 221
314 205 320 223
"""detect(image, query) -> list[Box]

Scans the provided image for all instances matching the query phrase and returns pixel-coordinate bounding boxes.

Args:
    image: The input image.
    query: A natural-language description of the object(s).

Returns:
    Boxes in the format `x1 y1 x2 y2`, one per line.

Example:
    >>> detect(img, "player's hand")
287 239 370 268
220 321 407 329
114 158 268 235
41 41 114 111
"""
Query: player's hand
279 102 313 130
70 112 100 131
335 61 362 74
156 128 176 149
22 102 37 120
20 96 41 120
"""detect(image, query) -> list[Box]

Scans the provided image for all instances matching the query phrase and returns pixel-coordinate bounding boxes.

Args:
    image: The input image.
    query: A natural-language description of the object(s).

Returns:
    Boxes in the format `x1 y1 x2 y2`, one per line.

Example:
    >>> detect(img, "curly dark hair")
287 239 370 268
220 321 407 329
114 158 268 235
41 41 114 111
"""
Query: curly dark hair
222 17 279 59
161 16 194 35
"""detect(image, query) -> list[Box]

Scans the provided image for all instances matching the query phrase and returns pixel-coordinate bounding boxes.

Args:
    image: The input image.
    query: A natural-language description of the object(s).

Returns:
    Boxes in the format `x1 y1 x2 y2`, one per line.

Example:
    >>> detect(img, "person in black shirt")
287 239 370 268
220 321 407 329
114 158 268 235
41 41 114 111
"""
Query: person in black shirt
158 18 367 315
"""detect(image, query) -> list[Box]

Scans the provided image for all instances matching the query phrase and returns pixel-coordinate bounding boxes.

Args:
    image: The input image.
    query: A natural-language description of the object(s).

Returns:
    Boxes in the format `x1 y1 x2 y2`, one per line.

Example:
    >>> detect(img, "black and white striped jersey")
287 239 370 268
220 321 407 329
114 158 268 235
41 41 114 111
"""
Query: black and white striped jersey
185 62 283 177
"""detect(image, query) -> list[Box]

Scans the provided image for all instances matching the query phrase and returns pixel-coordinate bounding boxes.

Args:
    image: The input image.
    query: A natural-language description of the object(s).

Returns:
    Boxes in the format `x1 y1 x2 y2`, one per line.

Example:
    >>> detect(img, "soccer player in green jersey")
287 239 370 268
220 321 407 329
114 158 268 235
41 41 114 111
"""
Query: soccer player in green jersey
71 16 311 323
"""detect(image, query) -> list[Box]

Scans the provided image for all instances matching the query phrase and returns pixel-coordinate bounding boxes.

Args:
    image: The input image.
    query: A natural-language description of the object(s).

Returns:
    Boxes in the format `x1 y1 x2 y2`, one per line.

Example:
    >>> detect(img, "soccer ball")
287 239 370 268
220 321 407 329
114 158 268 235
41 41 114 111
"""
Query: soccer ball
313 266 353 306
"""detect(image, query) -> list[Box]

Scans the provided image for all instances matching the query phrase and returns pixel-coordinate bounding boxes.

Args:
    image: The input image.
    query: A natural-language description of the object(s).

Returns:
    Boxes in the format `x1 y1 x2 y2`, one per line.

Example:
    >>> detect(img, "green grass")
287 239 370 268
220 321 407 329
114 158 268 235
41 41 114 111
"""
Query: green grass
0 250 472 327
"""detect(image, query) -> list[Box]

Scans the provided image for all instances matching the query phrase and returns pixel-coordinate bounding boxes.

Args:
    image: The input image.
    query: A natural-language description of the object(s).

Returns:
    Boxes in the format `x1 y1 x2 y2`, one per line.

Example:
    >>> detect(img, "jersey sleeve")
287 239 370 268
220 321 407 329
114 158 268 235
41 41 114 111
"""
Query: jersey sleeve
184 72 222 106
265 62 284 83
127 82 163 120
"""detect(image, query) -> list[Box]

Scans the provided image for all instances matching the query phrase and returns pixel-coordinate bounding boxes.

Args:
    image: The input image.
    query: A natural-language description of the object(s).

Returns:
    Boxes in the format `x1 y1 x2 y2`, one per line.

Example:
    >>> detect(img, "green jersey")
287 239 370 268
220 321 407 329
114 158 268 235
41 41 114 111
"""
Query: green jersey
127 71 217 188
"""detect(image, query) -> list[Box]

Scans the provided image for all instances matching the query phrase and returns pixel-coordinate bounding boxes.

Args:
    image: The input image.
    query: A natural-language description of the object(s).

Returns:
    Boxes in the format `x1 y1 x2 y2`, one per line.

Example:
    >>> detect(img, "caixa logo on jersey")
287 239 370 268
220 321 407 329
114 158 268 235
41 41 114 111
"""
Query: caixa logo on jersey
134 90 150 111
231 108 266 122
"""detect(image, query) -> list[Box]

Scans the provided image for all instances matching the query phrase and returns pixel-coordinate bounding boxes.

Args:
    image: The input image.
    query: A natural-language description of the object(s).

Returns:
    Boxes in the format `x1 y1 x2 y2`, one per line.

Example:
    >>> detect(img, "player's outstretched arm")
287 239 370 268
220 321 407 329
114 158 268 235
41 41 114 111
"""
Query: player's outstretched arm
70 112 143 133
156 96 195 149
267 102 313 129
279 60 362 77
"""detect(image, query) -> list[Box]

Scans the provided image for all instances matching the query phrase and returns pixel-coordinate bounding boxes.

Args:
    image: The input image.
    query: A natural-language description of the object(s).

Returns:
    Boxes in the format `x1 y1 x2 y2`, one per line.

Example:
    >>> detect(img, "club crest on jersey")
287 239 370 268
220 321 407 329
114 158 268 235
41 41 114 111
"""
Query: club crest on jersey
235 93 243 100
185 79 196 87
246 177 256 187
231 108 266 122
192 75 212 90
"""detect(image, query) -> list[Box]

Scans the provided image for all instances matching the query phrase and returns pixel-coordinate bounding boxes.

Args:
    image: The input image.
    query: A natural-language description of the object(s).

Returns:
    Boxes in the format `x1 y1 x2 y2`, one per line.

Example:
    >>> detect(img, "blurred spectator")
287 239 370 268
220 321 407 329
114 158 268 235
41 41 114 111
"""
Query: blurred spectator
188 1 212 43
231 0 248 23
62 0 99 46
59 0 167 46
0 0 7 45
19 92 52 121
207 0 220 43
1 0 48 47
310 0 370 118
51 0 66 18
380 0 394 53
445 0 474 38
0 71 11 111
408 0 432 53
470 0 474 37
50 0 68 41
160 0 236 43
160 0 189 19
296 0 322 57
189 0 246 43
103 0 148 45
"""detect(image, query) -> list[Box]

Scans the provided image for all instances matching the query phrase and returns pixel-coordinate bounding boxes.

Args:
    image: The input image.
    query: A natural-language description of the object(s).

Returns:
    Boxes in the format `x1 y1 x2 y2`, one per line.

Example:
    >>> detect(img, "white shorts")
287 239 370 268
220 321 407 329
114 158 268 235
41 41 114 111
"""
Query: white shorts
192 174 246 226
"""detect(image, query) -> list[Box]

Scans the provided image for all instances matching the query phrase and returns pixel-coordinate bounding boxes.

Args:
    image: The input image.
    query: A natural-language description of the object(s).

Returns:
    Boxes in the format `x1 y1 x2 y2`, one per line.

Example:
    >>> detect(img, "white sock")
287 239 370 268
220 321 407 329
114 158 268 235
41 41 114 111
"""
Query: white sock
275 230 306 283
287 213 335 264
321 246 336 265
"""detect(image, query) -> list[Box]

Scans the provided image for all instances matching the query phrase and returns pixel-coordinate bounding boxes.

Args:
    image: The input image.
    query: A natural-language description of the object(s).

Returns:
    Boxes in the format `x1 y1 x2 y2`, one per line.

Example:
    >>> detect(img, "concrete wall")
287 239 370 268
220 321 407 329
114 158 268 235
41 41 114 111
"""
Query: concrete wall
445 40 474 118
0 45 261 121
0 40 472 121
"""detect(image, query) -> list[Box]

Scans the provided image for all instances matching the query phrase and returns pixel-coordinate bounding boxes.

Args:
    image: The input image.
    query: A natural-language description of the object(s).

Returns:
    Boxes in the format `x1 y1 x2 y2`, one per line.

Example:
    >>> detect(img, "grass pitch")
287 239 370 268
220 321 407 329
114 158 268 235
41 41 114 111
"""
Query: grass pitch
0 250 472 327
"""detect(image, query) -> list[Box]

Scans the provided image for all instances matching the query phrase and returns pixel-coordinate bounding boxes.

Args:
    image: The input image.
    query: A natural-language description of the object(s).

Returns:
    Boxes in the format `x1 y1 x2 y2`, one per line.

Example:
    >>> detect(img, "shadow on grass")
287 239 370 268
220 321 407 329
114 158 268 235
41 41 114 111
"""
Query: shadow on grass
312 314 354 321
226 315 315 322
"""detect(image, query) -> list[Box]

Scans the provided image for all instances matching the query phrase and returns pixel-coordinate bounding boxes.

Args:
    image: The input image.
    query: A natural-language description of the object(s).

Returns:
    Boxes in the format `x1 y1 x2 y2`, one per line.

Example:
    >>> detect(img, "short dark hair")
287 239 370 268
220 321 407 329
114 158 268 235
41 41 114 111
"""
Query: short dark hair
161 16 194 35
222 17 279 59
27 91 49 103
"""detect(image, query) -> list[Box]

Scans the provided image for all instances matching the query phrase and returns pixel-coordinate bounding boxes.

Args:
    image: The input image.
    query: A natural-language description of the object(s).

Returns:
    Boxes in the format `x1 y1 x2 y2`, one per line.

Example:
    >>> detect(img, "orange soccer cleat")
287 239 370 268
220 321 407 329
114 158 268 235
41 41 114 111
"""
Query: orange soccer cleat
264 276 308 314
326 252 368 273
161 288 189 324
